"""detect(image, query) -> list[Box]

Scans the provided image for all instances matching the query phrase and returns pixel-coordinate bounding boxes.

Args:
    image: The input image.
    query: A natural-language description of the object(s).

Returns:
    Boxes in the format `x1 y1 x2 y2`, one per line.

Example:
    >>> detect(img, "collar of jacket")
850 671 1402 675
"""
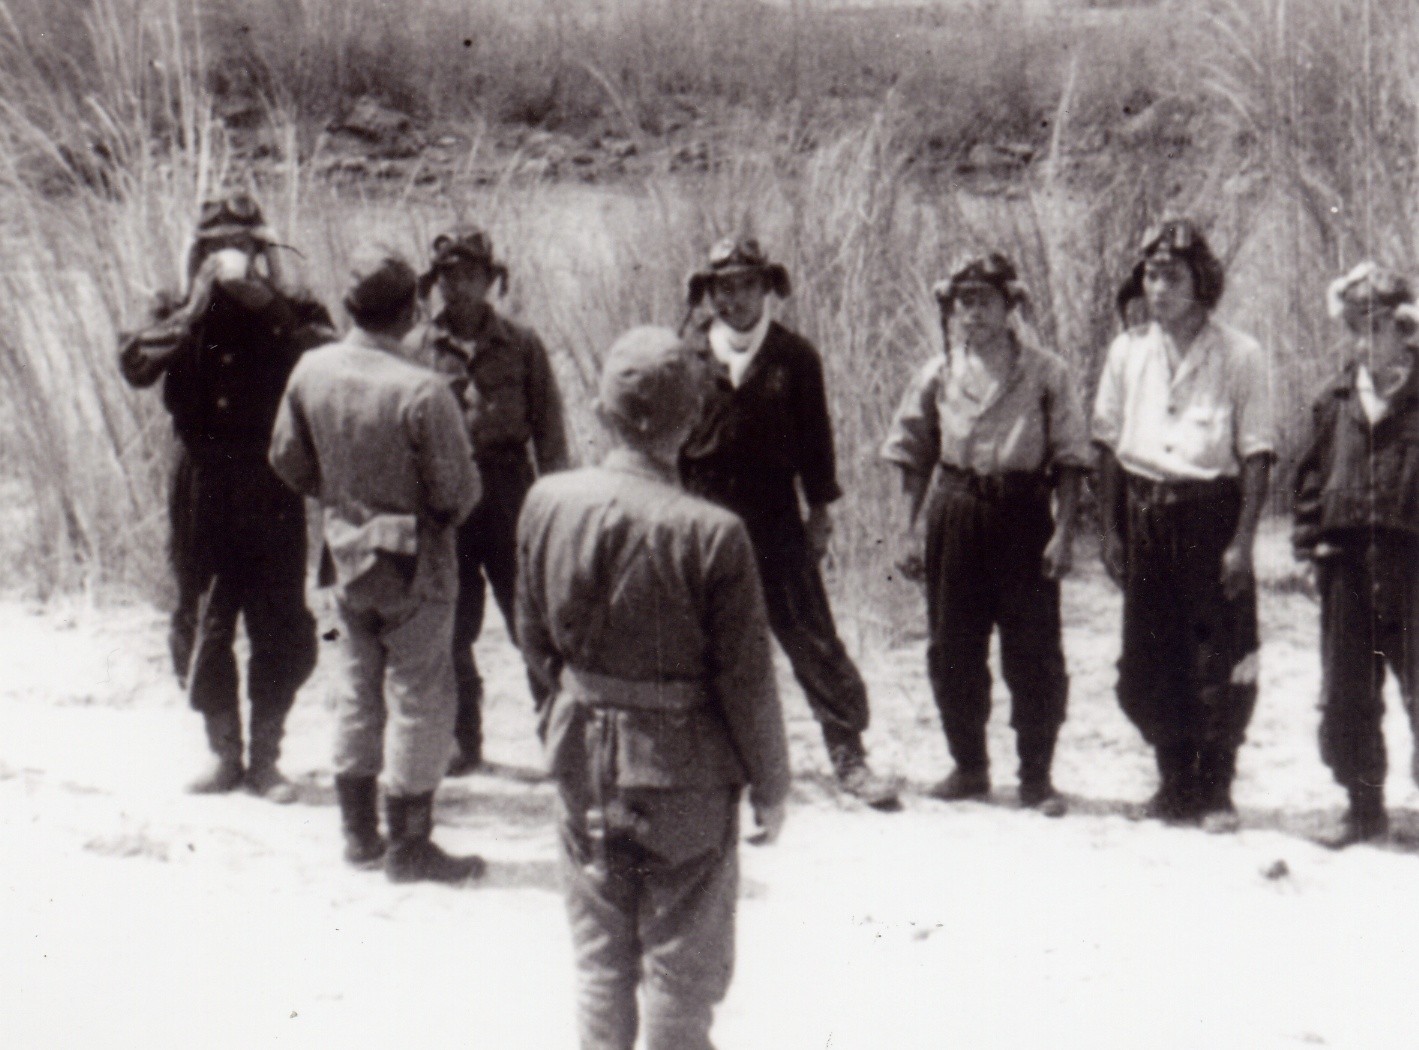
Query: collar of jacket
1329 356 1419 408
346 327 407 356
430 306 510 363
603 447 679 485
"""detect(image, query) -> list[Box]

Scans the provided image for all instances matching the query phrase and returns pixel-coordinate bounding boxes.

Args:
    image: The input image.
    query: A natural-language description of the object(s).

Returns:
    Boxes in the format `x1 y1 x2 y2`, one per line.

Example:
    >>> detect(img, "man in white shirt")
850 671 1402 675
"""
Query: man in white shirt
1093 219 1275 832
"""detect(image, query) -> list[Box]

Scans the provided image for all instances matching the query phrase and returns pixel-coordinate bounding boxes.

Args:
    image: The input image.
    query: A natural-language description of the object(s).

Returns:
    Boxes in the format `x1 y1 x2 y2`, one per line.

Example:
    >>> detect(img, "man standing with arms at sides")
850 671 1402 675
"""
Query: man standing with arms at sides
882 254 1090 816
1093 219 1275 833
517 325 790 1050
270 251 485 883
118 194 332 802
407 225 569 775
1294 263 1419 848
679 237 898 810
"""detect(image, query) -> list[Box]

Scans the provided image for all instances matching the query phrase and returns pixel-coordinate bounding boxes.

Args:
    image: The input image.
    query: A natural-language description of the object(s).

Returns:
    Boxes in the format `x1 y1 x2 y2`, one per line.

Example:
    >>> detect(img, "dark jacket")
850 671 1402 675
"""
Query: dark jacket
405 307 569 472
516 450 791 810
680 320 844 529
119 278 334 457
1293 361 1419 556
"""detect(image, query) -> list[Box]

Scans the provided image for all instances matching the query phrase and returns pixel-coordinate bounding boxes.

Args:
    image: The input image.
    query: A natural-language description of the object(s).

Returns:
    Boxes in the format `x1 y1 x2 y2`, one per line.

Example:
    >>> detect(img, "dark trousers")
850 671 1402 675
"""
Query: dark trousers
746 515 871 747
1118 475 1259 789
1316 532 1419 791
923 468 1067 778
452 452 536 755
559 785 739 1050
168 447 316 723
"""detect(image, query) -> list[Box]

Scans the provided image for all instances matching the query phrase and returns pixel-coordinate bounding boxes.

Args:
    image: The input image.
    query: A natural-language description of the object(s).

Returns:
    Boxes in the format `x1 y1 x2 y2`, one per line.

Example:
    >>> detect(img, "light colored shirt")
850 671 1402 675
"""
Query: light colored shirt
1092 319 1275 482
708 310 771 388
269 329 481 602
880 337 1091 477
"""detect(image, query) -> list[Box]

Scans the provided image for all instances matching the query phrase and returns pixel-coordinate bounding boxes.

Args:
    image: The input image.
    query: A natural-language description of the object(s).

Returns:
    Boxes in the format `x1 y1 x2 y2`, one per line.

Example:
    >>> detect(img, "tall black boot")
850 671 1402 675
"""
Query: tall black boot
1198 746 1240 834
1319 783 1389 849
1137 743 1191 821
188 709 244 794
247 709 298 804
335 775 385 869
1017 733 1066 817
384 792 486 885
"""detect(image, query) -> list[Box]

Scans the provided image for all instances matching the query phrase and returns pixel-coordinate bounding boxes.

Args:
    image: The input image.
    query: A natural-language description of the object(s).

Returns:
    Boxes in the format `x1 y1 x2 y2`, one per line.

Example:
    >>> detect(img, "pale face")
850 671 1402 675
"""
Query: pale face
1143 257 1200 325
708 271 769 333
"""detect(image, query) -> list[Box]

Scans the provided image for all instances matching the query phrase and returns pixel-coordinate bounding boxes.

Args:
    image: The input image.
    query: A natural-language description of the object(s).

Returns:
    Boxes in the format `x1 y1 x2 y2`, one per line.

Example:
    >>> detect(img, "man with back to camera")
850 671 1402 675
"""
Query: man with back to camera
118 194 333 802
406 225 569 775
1093 219 1275 833
517 325 790 1049
269 250 485 883
678 237 898 810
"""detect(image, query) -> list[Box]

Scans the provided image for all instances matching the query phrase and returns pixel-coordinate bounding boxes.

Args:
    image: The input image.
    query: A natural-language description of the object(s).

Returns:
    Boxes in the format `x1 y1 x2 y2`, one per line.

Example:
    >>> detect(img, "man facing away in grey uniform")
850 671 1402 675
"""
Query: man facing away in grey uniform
270 251 485 884
517 326 791 1049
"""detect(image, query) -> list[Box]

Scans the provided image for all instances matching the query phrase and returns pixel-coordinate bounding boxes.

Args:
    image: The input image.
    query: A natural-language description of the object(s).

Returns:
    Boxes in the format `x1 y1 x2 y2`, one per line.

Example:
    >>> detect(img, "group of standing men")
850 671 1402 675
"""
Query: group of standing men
119 195 1419 1048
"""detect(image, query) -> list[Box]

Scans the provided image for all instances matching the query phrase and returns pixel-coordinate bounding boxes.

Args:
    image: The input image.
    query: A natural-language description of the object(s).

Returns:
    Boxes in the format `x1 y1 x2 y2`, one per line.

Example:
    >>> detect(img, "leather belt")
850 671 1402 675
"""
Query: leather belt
936 463 1049 502
565 666 707 713
1126 473 1239 507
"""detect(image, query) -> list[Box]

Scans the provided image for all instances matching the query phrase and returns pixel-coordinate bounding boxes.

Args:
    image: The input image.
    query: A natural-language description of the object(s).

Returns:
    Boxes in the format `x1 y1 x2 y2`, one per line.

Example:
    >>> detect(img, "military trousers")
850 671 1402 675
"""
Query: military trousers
169 447 316 724
451 451 536 756
745 514 871 745
923 467 1068 778
1117 476 1259 770
1316 531 1419 791
559 782 739 1050
331 562 457 796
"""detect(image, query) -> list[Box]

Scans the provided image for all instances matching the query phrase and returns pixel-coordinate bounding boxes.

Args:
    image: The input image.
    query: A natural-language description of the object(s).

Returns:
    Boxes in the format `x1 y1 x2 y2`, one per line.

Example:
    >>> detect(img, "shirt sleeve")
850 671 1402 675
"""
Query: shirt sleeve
880 358 943 476
1291 389 1336 557
515 486 563 732
791 343 844 507
1232 335 1277 460
414 382 482 526
705 520 791 810
267 369 320 498
116 290 192 389
524 330 571 474
1091 332 1129 450
1043 353 1092 470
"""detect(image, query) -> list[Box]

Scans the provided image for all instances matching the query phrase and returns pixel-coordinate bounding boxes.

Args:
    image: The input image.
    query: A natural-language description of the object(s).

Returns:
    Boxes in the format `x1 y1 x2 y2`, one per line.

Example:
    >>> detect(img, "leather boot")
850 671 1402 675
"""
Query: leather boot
187 709 244 793
1017 734 1067 817
928 766 991 802
1198 747 1240 834
1319 783 1389 849
246 711 298 804
1134 744 1191 822
826 731 899 811
335 775 385 869
385 792 486 885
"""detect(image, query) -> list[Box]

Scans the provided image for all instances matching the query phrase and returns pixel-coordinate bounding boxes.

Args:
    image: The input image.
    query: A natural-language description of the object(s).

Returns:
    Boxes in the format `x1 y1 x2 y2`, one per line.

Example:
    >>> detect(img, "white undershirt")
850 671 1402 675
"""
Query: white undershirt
708 310 772 388
1355 365 1391 425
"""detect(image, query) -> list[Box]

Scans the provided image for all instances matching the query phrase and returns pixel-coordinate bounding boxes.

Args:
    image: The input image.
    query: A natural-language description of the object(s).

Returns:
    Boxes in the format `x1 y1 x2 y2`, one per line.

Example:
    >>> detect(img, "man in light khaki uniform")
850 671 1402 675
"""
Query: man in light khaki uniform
270 251 485 883
518 326 791 1050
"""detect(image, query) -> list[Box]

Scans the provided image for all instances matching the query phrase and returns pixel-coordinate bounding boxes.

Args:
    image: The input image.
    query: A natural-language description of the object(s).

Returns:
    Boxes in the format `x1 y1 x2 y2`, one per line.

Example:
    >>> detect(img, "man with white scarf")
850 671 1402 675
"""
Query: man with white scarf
679 238 898 810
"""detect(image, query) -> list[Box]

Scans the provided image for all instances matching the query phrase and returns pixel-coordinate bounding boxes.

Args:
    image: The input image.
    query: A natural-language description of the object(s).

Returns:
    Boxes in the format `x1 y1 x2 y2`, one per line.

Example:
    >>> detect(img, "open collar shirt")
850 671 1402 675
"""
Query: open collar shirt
1092 318 1276 482
880 334 1091 478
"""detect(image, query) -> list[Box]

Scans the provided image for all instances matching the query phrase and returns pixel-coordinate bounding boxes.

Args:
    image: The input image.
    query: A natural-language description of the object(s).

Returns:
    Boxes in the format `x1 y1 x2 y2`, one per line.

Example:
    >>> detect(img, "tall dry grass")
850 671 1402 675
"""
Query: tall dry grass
4 0 1419 634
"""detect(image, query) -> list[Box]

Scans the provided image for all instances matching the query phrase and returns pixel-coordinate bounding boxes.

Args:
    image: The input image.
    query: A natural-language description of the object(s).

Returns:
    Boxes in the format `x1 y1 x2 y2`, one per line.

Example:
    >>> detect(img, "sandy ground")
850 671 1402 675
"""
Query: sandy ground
4 535 1419 1050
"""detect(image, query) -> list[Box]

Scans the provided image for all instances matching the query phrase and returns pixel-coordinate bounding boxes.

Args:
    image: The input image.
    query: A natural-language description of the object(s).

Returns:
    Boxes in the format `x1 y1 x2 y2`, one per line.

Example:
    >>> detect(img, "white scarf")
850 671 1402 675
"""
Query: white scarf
708 309 772 388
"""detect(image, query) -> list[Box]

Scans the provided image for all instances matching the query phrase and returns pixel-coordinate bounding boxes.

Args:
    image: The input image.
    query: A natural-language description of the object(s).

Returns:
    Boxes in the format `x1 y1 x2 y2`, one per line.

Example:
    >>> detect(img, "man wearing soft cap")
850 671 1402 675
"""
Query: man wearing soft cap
517 325 790 1049
679 237 898 810
270 249 485 883
1294 262 1419 848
